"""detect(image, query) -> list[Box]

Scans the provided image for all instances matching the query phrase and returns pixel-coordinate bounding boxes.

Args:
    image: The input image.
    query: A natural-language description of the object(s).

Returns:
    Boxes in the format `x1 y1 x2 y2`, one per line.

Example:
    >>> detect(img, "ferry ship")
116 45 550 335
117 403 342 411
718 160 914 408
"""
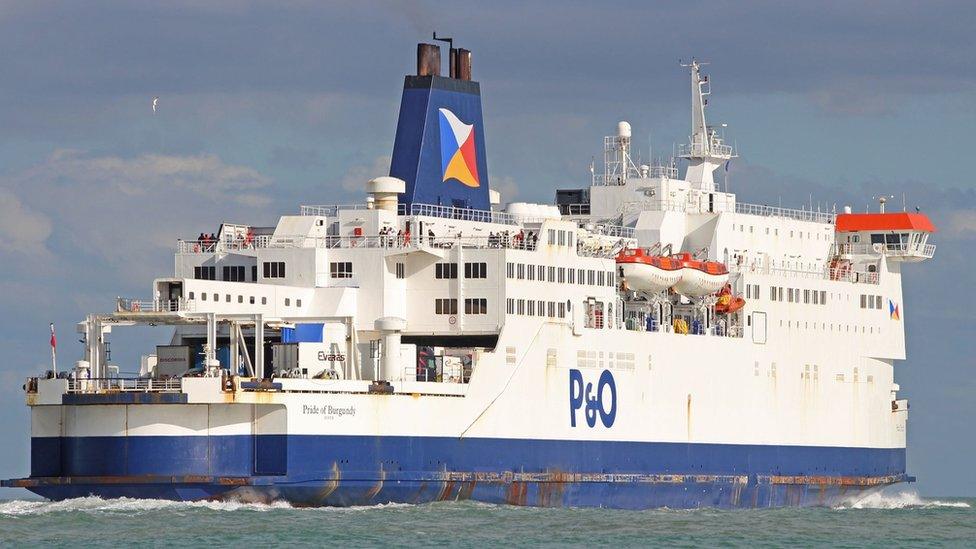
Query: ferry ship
4 40 937 509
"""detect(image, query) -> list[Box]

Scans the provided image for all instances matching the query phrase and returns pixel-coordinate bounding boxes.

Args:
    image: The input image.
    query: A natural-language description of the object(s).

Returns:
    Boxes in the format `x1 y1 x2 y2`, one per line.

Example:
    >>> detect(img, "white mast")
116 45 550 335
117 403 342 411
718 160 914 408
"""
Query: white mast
679 59 736 193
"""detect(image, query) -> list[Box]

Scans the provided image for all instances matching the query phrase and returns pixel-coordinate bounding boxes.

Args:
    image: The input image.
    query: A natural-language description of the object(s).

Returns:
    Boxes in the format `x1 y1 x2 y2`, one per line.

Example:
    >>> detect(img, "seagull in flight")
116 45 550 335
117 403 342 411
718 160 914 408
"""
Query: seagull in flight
152 96 159 114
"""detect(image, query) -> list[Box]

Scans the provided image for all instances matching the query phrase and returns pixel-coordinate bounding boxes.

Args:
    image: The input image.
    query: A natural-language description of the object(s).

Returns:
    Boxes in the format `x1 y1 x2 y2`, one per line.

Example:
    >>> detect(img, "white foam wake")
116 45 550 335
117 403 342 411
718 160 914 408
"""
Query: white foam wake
0 496 295 516
835 488 971 510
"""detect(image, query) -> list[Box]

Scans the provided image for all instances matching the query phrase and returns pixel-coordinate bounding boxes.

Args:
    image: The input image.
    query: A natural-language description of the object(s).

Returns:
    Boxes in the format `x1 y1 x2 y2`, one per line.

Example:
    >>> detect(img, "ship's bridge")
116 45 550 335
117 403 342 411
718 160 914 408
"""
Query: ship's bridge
835 212 936 262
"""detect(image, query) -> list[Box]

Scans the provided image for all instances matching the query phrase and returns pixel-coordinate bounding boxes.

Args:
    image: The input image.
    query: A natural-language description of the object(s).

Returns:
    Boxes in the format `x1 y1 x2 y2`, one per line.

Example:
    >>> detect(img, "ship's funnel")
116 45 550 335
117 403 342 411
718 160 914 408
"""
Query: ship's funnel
390 41 491 211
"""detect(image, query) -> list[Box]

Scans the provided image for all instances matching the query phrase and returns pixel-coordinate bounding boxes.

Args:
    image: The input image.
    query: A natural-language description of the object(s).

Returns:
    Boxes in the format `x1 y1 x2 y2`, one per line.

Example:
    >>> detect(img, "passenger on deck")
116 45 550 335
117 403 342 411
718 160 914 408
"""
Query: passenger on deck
244 227 255 248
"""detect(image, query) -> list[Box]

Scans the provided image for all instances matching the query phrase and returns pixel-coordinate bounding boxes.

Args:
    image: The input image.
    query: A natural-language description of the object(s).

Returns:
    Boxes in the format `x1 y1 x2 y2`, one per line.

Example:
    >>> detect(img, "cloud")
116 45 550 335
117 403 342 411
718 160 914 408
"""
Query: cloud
1 150 275 285
0 189 53 255
945 210 976 238
338 155 390 193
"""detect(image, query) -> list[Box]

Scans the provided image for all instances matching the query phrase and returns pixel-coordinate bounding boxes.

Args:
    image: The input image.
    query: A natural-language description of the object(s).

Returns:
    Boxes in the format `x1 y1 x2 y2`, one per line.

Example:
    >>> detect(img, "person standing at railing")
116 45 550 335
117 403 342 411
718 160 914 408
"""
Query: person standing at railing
244 227 255 249
403 228 411 246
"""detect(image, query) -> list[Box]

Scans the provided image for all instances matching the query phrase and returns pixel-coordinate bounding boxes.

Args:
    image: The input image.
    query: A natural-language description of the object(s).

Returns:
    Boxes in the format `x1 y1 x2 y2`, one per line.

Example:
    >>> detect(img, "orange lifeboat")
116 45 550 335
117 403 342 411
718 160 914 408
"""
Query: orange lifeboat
615 248 683 293
671 252 730 297
714 284 745 314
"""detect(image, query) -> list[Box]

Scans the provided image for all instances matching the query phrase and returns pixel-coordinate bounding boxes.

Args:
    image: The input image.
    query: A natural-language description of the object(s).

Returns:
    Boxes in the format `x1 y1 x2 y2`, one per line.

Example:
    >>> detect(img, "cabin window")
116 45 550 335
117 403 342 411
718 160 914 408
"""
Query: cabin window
506 262 514 279
527 265 535 281
189 291 195 300
435 298 457 315
285 298 291 306
465 262 487 279
223 265 246 282
587 270 595 285
238 295 243 303
435 263 457 279
261 297 267 305
871 234 885 245
296 299 302 307
517 263 525 280
547 302 555 317
506 298 515 314
464 298 488 315
263 261 286 278
568 269 575 284
876 295 883 309
330 261 353 279
537 265 545 281
194 266 216 280
558 302 566 318
201 293 207 301
395 262 405 279
249 296 255 304
548 266 556 281
517 299 525 315
527 300 536 316
225 294 231 303
251 265 258 282
577 269 585 285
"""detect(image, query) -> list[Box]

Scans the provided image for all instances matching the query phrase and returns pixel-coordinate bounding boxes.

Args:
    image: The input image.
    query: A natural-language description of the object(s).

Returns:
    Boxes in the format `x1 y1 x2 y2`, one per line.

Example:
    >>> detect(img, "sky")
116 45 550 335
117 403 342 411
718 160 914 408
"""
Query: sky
1 0 974 497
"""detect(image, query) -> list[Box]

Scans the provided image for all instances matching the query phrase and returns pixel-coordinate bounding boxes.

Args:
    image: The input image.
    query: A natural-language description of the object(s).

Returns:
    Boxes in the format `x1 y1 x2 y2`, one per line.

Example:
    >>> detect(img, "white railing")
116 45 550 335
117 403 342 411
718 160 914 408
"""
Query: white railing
838 243 936 258
732 264 880 285
67 377 183 393
299 204 371 216
734 202 834 224
177 235 273 254
678 141 734 158
116 298 194 313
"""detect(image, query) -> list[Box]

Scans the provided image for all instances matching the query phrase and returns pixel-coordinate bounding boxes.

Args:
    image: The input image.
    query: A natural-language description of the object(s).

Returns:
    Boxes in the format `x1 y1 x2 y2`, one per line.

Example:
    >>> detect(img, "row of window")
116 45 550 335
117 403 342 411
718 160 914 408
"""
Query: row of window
434 298 489 315
545 228 575 247
434 262 488 280
264 261 286 279
860 294 884 309
187 291 304 308
768 286 829 305
506 262 615 287
330 261 353 279
735 224 831 241
505 298 568 319
780 318 883 335
195 265 257 282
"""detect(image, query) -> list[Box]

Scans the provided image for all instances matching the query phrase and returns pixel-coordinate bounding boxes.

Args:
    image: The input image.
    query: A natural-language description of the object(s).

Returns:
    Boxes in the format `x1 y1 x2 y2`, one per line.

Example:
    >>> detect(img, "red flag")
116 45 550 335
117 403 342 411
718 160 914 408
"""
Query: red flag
50 323 56 349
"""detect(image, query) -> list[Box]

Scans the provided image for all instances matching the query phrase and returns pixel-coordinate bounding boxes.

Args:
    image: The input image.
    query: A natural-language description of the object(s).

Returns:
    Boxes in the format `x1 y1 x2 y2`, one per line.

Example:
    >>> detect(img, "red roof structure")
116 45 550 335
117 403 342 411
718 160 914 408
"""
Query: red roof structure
835 212 936 233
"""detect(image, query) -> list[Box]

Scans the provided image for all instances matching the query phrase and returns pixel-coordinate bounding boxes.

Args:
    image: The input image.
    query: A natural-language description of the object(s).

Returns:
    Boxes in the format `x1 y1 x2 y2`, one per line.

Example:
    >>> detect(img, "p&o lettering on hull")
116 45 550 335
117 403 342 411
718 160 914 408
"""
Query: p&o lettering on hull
569 369 617 428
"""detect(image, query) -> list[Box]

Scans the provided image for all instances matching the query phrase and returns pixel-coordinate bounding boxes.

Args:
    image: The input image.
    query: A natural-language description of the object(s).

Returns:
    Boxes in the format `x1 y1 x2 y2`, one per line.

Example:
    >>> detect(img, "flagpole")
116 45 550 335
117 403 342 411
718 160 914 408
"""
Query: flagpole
50 323 57 376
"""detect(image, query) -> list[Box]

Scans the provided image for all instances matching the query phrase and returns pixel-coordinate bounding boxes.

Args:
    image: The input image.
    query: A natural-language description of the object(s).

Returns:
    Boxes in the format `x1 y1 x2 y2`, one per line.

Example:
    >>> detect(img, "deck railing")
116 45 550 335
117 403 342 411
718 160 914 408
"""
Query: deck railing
67 377 183 393
116 298 194 313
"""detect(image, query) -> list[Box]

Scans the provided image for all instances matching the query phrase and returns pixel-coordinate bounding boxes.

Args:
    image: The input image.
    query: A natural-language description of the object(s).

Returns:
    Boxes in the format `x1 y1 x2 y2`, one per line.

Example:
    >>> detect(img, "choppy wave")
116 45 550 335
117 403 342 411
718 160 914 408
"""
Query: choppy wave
835 489 971 510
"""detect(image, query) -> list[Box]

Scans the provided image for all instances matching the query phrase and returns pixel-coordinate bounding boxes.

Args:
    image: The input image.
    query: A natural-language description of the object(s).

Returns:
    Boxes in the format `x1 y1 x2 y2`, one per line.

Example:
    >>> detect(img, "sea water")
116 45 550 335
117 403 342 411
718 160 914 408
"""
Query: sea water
0 489 971 547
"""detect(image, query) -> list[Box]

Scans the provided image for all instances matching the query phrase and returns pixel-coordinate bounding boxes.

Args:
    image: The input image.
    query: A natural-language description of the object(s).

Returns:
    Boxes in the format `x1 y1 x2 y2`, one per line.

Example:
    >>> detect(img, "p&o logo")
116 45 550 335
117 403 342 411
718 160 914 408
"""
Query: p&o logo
438 108 480 188
569 369 617 428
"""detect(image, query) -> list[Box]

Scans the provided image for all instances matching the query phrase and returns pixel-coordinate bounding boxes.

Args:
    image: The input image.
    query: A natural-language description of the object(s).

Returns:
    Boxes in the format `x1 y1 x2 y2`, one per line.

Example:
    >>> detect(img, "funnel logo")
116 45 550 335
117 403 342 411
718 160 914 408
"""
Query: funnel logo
438 108 480 188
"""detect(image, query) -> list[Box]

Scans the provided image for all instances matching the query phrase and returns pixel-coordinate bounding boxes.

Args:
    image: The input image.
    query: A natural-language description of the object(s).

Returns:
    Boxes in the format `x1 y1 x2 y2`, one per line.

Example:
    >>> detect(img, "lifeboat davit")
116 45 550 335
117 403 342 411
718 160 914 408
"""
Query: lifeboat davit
615 248 683 293
672 252 730 297
714 283 745 314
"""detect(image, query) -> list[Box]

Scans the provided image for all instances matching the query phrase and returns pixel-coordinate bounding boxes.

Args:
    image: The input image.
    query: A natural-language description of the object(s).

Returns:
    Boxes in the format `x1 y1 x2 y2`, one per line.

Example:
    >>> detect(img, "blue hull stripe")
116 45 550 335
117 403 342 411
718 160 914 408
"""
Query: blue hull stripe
23 435 906 508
